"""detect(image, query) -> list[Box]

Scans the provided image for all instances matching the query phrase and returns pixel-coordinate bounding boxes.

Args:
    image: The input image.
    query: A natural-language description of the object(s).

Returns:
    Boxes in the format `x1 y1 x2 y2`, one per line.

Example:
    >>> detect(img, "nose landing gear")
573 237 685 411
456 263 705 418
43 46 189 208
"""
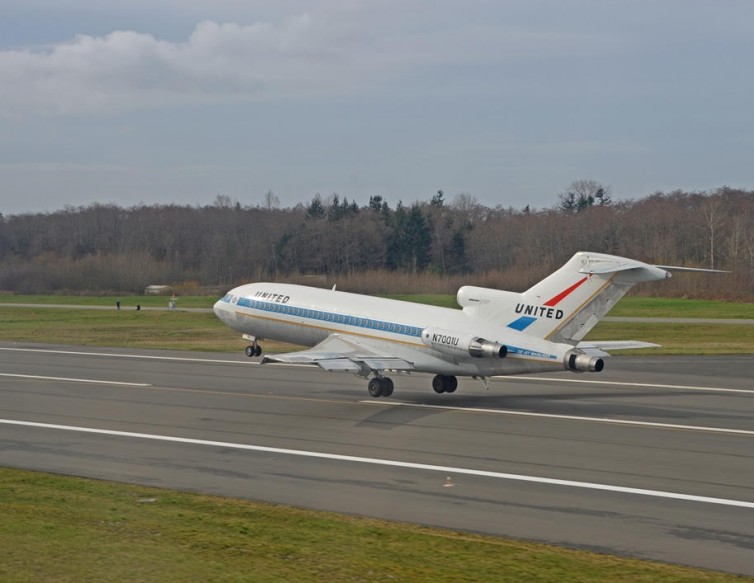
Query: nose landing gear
244 343 262 357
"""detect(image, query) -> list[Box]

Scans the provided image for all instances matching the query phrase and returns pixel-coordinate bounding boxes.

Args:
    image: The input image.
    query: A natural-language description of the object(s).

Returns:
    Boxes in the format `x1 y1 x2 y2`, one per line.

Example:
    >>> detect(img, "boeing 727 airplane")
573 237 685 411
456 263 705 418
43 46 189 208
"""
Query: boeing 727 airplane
213 251 717 398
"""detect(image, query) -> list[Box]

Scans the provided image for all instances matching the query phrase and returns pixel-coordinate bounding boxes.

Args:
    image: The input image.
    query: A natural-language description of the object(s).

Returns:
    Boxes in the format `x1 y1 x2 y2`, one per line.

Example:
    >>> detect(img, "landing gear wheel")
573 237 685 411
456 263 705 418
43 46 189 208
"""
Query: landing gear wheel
432 375 458 394
382 377 394 397
368 378 384 398
245 344 263 358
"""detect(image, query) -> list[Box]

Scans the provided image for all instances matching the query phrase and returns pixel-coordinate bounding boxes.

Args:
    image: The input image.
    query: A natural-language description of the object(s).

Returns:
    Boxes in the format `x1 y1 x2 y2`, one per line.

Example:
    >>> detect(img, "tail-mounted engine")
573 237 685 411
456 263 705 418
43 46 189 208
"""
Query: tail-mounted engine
421 328 507 358
564 349 604 373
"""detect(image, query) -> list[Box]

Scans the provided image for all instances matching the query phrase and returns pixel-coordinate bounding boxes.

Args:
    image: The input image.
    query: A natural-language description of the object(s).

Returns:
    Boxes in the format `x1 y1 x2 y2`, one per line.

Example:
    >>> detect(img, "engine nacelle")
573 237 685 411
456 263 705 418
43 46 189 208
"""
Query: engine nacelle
421 327 507 359
564 350 604 373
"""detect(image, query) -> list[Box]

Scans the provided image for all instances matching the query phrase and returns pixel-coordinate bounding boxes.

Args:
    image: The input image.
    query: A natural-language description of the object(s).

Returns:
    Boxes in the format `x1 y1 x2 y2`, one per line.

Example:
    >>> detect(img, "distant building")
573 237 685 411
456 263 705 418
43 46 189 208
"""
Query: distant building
144 285 172 295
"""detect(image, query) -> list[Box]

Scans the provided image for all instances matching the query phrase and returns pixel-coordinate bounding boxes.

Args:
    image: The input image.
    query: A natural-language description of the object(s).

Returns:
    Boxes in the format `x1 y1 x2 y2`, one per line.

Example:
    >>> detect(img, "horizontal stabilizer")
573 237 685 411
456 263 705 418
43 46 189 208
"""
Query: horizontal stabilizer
578 257 655 275
656 265 730 273
576 340 661 357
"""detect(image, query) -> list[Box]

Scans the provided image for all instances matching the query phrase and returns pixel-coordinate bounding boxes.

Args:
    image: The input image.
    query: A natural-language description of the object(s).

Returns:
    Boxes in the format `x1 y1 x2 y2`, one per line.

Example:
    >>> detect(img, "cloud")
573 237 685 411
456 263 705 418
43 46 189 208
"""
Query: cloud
0 8 610 116
0 15 379 115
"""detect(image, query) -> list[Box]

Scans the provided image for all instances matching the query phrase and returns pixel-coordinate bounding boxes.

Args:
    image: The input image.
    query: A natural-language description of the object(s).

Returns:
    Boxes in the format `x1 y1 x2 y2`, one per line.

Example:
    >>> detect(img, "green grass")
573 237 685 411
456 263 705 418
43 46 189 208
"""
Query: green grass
0 468 748 583
588 322 754 355
609 297 754 319
0 293 215 308
0 307 296 353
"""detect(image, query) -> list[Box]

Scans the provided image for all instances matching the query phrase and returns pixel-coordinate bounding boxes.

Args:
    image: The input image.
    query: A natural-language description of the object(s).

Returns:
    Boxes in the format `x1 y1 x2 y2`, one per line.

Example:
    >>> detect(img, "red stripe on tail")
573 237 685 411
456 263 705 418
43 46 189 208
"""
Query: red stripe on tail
544 276 588 307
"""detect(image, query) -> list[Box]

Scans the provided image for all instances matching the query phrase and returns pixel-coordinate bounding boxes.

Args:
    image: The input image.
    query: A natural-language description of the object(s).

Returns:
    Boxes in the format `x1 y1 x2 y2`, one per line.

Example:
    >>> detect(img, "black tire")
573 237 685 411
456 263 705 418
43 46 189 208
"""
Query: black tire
444 376 458 393
432 375 446 393
244 346 255 358
368 378 384 398
254 345 263 357
382 378 394 397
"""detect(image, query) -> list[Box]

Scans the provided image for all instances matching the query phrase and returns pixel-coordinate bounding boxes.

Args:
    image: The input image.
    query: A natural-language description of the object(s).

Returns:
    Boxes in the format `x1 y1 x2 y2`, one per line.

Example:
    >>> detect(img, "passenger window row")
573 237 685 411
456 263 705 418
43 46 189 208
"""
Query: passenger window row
237 297 421 337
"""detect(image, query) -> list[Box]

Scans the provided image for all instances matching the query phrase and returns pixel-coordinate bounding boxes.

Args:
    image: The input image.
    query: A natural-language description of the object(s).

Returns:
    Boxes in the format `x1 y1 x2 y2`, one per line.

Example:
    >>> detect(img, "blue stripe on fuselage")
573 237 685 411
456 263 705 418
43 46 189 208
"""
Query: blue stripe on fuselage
235 297 423 338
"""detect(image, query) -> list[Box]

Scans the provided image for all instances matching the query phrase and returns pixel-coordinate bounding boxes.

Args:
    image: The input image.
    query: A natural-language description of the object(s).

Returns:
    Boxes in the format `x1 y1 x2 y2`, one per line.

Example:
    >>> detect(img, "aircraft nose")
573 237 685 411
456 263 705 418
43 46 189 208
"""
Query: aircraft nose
213 299 225 320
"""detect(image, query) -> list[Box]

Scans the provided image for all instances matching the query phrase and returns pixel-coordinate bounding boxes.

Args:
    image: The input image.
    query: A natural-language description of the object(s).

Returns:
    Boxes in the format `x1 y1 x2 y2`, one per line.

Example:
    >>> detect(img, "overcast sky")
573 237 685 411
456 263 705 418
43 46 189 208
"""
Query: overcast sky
1 0 753 215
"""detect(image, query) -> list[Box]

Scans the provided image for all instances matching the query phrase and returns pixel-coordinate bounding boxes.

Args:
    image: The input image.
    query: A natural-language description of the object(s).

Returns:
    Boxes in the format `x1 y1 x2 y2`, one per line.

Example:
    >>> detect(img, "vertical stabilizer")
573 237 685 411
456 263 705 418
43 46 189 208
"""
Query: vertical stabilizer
459 252 669 344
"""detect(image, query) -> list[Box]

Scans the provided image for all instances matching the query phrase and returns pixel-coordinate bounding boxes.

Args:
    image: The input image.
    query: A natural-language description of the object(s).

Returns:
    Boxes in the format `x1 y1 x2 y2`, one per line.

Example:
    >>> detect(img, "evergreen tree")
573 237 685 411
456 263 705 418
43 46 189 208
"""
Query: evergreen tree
431 190 445 207
328 193 342 221
447 230 470 274
405 205 432 273
386 201 408 270
369 195 384 213
306 194 326 220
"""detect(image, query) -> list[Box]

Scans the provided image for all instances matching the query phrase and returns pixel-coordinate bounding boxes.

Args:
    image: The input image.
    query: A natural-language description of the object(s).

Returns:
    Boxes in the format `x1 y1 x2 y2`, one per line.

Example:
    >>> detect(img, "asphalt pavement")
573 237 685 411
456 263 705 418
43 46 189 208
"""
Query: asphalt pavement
1 343 752 575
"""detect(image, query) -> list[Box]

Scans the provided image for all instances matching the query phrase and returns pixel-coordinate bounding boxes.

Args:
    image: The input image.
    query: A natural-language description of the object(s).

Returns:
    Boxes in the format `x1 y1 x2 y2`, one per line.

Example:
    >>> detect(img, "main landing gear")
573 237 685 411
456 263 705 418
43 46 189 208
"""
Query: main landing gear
244 343 262 357
432 374 458 394
367 376 394 398
366 375 459 398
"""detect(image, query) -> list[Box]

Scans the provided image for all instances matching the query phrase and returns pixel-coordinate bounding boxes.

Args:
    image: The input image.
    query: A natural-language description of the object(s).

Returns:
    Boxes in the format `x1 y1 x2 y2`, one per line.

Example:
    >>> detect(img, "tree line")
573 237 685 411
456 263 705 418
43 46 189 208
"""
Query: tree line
0 185 752 299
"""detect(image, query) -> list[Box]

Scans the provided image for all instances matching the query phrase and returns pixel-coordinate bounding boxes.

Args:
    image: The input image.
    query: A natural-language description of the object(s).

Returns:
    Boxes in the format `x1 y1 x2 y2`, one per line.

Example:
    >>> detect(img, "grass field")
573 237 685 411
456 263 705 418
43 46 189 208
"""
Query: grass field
0 293 214 308
0 307 290 353
0 468 748 583
586 321 754 354
608 297 754 319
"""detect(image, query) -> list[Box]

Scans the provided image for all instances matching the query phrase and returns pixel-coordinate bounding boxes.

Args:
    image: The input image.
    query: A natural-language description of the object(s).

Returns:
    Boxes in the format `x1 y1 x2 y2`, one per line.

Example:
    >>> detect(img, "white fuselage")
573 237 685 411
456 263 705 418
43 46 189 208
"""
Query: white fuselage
213 282 576 377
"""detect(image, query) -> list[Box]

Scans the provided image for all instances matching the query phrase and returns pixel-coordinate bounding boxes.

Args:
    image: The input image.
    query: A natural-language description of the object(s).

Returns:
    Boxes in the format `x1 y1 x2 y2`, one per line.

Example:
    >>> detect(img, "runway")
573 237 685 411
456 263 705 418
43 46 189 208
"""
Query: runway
1 342 752 575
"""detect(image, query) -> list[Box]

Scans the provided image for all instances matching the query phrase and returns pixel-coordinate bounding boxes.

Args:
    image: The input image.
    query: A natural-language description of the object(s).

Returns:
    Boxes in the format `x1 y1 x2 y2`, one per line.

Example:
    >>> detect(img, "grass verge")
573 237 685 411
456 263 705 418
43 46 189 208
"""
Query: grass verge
0 468 748 583
587 322 754 355
609 297 754 319
0 293 214 308
0 307 294 353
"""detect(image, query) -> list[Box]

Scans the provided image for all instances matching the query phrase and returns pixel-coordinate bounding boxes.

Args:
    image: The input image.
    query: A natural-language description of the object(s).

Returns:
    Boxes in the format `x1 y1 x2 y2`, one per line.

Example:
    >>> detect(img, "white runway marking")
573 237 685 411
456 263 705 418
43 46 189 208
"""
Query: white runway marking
2 418 753 509
0 346 254 366
0 373 151 387
498 375 754 395
361 401 754 436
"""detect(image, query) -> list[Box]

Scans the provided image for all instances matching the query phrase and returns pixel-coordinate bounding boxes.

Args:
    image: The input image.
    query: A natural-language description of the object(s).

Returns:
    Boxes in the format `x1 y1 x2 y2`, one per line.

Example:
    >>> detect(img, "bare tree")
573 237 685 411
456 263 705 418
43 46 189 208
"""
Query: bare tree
699 195 726 270
263 190 280 211
213 194 235 208
558 180 612 213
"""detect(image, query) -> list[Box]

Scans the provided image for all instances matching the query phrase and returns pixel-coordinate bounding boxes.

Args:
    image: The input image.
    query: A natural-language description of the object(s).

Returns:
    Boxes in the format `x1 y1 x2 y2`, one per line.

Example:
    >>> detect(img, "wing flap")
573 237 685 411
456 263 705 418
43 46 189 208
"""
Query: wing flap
261 334 414 374
358 358 414 371
315 359 362 372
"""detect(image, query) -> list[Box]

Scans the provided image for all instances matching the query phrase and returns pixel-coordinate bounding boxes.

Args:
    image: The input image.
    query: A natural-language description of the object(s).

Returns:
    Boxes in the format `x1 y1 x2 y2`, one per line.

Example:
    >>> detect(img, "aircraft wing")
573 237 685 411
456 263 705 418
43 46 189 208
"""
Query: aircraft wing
261 334 415 375
576 340 661 357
